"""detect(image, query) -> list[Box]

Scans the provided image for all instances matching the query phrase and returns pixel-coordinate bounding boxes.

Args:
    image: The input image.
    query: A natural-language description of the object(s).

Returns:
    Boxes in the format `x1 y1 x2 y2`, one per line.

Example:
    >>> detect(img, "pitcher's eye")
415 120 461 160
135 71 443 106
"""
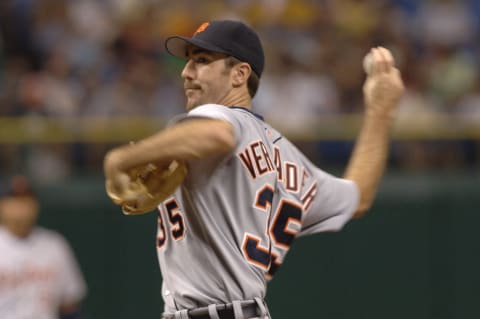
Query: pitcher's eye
194 57 208 64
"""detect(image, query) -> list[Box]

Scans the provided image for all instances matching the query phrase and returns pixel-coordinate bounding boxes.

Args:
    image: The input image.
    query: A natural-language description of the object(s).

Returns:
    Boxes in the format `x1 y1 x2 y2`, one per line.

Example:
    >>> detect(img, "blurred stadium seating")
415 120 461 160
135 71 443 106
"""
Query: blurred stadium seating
1 0 479 181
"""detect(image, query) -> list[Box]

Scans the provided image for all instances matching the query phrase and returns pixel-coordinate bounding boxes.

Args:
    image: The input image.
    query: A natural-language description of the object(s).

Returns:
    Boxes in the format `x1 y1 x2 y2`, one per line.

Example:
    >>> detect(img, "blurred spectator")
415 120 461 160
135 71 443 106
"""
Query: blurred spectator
455 78 480 119
255 52 339 135
426 46 477 110
0 175 87 319
0 0 40 69
414 0 476 48
40 44 82 117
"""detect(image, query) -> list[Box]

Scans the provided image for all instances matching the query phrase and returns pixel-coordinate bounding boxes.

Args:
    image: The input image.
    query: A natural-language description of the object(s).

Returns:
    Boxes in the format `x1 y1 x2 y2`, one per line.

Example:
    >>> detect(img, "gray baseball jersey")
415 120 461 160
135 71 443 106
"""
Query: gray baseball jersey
156 104 359 313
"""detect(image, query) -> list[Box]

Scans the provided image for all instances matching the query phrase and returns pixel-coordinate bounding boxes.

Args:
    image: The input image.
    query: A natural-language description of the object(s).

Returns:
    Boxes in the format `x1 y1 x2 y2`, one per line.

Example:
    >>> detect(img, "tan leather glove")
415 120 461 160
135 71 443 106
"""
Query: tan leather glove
106 160 188 215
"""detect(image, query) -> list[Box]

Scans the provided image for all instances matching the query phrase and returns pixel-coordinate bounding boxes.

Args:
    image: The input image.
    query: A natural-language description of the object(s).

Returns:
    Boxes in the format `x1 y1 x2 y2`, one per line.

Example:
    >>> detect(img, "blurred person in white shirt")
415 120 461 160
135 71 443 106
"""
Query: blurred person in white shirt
0 175 87 319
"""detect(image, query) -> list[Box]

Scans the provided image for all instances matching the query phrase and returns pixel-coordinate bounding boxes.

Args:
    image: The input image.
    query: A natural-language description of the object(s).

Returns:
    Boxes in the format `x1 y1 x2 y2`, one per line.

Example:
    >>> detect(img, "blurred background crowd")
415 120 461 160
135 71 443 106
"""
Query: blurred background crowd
1 0 479 183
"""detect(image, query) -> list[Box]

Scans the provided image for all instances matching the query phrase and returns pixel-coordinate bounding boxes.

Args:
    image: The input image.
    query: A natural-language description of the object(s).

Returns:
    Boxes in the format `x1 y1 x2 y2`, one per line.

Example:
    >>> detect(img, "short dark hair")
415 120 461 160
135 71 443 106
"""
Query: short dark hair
0 175 36 199
224 56 260 98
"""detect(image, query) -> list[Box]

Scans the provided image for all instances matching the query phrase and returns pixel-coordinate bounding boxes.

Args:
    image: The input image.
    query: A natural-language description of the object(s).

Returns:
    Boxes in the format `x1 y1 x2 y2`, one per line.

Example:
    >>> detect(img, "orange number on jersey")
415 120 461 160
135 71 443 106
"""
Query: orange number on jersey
242 185 302 276
157 198 186 248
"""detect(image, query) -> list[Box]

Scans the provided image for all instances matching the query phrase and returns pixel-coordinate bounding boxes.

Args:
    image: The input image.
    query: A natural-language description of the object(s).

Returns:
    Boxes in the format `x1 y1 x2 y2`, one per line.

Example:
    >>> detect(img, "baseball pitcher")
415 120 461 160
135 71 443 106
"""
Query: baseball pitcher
104 20 404 319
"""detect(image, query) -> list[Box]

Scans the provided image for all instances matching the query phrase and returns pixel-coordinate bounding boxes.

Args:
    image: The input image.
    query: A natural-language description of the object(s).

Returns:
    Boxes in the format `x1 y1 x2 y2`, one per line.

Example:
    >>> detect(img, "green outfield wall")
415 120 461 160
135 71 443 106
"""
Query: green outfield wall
34 170 480 319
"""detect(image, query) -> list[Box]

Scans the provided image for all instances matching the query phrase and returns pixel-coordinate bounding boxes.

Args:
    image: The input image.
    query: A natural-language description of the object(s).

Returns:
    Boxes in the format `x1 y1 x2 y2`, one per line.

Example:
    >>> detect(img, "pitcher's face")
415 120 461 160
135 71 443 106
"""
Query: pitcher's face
181 47 233 110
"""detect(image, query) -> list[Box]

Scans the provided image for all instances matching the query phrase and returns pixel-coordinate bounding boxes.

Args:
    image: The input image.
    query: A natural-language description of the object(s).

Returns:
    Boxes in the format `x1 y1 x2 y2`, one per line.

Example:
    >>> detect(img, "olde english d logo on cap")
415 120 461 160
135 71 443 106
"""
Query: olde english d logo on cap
194 22 210 36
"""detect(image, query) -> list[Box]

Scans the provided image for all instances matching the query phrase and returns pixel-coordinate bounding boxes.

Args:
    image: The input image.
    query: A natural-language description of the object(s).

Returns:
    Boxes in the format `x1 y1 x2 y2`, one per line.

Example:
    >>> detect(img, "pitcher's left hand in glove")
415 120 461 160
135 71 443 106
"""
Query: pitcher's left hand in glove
105 160 188 215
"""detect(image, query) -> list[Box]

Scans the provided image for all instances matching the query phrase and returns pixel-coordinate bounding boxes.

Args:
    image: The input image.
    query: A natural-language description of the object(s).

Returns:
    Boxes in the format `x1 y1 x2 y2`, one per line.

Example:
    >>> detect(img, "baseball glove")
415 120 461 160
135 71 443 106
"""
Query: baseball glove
105 160 188 215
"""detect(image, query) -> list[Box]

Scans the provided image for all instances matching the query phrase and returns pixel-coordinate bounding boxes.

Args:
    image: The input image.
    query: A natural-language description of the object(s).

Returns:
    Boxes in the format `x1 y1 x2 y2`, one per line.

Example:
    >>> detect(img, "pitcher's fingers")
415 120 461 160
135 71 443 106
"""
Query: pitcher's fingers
374 47 388 74
391 68 405 88
378 47 395 70
369 48 382 75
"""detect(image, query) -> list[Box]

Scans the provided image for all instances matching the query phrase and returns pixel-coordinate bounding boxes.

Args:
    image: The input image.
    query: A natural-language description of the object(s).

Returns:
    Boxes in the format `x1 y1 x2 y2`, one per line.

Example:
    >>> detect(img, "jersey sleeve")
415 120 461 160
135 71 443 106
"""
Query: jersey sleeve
285 144 359 235
299 168 359 236
168 104 242 145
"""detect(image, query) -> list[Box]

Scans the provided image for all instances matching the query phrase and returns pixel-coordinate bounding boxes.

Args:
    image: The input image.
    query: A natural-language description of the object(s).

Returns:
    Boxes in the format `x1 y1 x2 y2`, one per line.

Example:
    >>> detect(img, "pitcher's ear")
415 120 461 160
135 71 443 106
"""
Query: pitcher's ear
231 62 252 87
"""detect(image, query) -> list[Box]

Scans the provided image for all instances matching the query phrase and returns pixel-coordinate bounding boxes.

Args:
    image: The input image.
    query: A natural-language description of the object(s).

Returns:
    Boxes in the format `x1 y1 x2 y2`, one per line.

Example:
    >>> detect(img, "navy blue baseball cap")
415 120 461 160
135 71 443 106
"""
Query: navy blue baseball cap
165 20 265 77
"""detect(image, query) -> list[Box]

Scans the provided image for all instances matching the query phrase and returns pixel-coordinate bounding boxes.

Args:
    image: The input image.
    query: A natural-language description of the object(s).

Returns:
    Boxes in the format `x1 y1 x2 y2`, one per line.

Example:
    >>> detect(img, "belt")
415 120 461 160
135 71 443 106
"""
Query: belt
189 301 258 319
163 298 268 319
